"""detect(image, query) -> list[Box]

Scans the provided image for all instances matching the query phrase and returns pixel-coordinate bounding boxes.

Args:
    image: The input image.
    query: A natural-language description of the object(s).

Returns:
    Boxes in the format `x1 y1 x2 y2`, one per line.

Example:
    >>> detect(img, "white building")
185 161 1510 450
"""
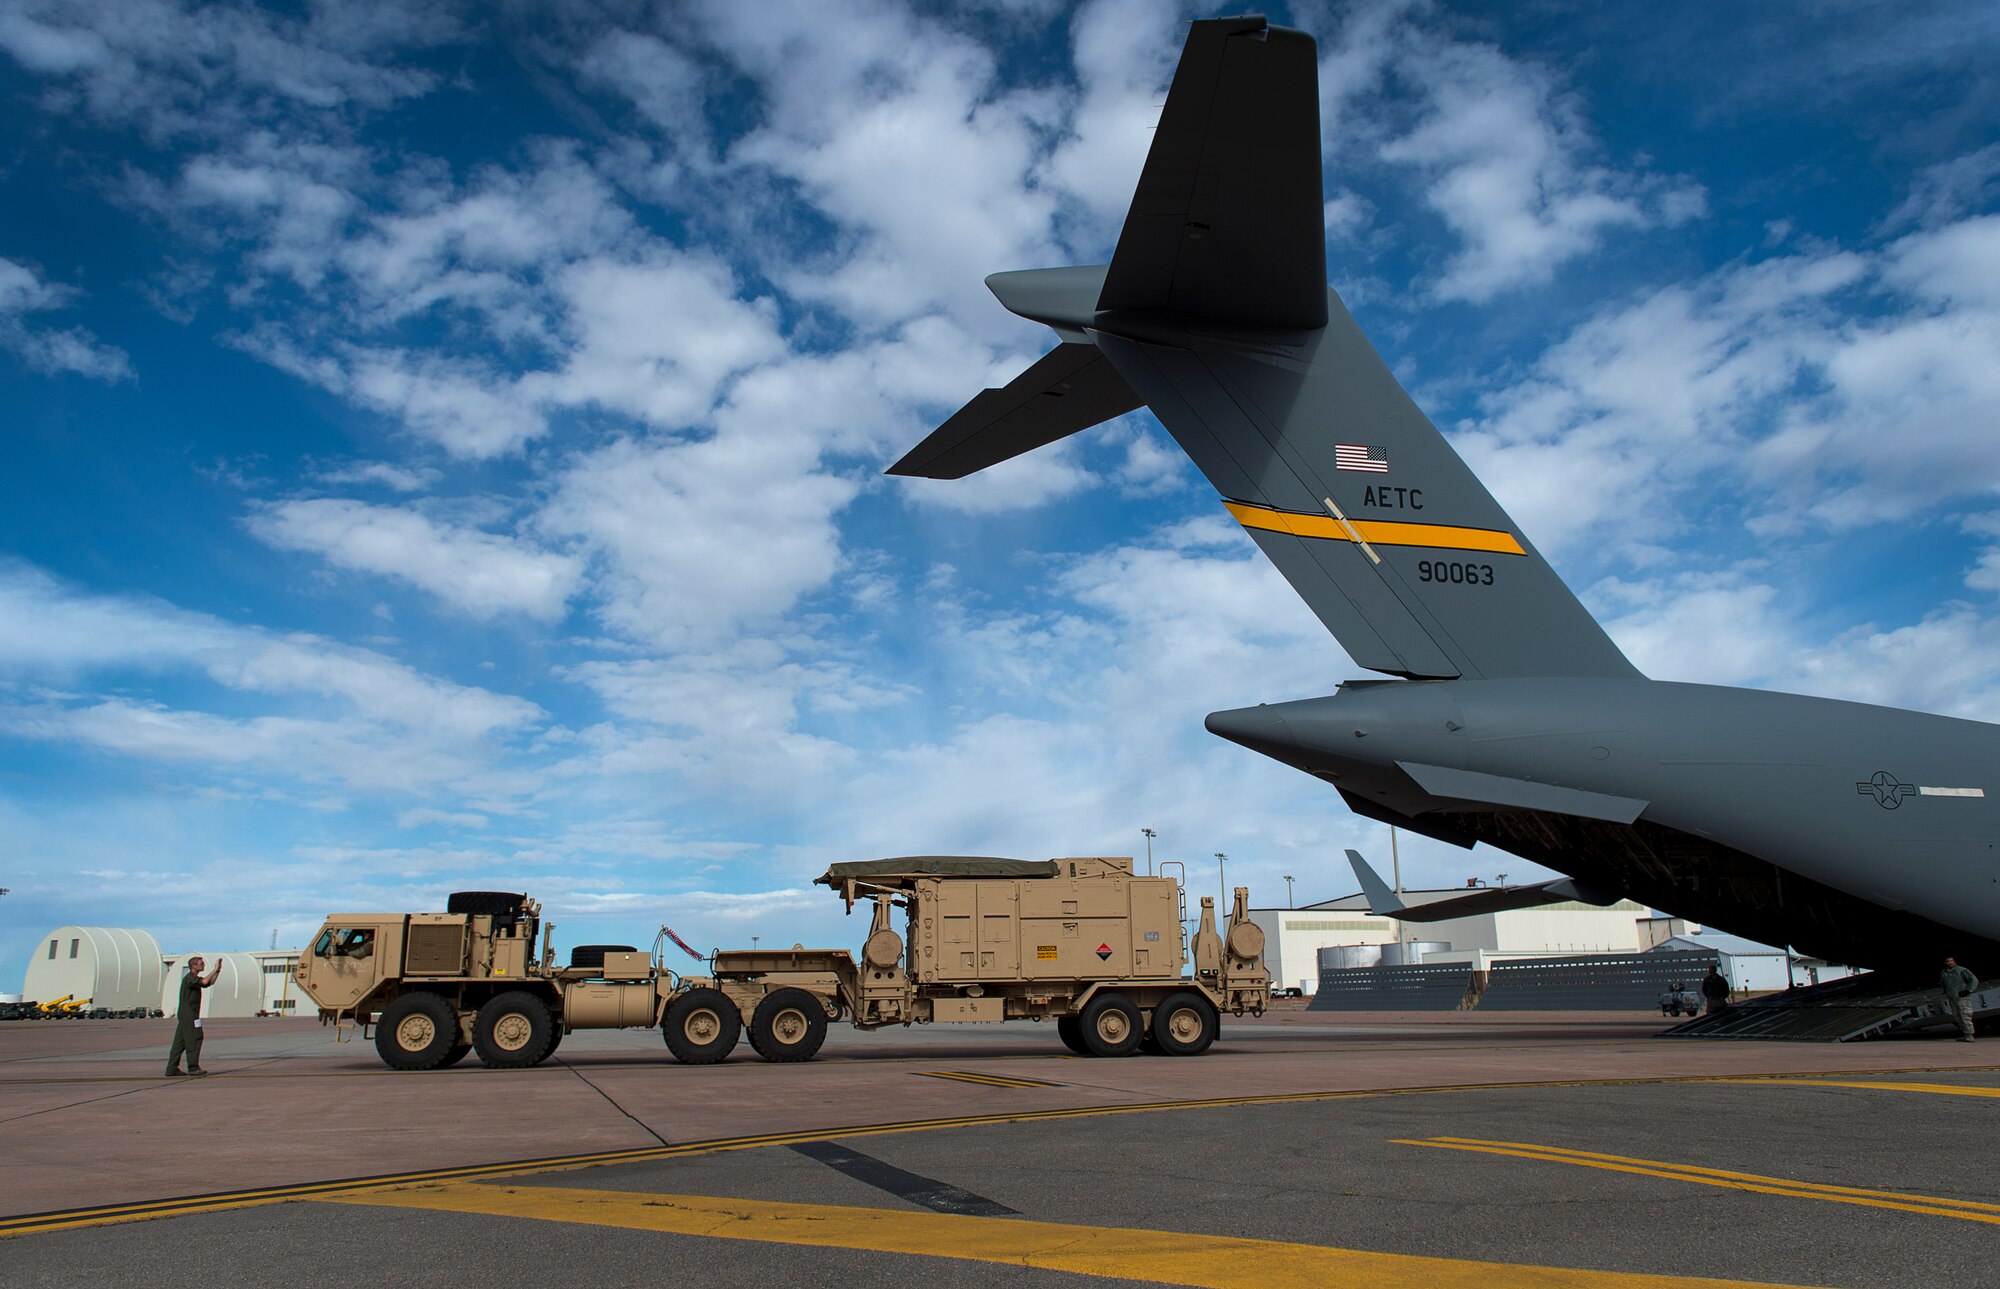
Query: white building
159 950 307 1017
1251 889 1656 993
1648 932 1858 993
20 926 303 1017
22 927 164 1011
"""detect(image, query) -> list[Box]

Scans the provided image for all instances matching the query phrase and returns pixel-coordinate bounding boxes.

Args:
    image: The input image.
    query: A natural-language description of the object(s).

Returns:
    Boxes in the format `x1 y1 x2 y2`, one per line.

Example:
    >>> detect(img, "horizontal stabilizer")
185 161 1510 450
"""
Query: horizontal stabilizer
1345 848 1404 913
1396 761 1649 825
887 342 1140 480
1099 16 1326 329
1346 848 1623 922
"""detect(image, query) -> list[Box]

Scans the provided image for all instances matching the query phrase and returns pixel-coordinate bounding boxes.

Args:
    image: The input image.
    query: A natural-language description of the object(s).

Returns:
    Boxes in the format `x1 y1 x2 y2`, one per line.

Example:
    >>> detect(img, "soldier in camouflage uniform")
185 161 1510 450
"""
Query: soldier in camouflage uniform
1941 956 1978 1042
165 955 222 1075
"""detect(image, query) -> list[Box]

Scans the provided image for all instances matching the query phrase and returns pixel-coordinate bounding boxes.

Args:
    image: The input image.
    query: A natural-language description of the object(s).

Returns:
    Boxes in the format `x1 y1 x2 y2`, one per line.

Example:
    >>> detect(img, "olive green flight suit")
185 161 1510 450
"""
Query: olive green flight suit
165 969 207 1074
1941 963 1978 1041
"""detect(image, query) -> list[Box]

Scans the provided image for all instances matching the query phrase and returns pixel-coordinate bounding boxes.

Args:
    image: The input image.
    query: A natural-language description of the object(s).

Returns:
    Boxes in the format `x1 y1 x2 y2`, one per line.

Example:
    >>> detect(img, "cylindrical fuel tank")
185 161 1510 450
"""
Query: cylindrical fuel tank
1378 940 1450 967
562 982 660 1028
1318 944 1383 971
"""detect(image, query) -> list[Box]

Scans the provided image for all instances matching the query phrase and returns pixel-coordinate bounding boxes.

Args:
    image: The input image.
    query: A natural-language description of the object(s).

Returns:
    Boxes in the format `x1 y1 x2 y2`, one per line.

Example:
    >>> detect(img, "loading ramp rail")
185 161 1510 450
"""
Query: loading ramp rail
1658 970 1998 1042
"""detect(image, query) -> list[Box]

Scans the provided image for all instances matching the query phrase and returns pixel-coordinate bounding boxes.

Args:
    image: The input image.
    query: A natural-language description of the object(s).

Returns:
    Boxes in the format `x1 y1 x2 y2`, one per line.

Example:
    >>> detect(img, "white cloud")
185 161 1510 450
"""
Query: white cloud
892 440 1098 515
1451 215 2000 561
249 498 584 621
524 254 784 428
0 562 546 790
541 433 855 649
1042 0 1187 241
0 0 456 139
1880 143 2000 231
1601 567 2000 724
396 807 489 830
577 29 714 164
703 0 1064 332
1378 26 1703 301
344 348 548 458
314 460 438 492
0 256 133 380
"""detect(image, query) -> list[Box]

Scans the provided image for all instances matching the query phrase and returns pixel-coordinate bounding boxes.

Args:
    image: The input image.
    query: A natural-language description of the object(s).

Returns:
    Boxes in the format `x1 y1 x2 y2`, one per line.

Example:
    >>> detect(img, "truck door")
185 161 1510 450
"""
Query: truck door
306 923 385 1010
978 884 1019 978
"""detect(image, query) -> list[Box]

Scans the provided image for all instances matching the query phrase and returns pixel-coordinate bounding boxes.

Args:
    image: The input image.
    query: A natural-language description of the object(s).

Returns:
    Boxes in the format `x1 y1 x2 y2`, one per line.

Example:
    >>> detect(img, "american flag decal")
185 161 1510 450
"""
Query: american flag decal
1335 443 1389 473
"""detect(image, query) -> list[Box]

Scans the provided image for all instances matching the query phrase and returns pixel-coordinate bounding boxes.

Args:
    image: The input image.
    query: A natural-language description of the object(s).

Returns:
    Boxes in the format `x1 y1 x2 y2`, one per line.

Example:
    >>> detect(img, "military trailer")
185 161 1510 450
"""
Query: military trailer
292 857 1268 1070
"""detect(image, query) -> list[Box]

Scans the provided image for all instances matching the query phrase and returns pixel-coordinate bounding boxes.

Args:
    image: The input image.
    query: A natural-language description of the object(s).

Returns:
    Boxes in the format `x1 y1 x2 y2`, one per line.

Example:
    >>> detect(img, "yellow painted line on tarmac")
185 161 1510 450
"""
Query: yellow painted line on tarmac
1396 1137 2000 1227
1719 1078 2000 1100
915 1070 1059 1089
323 1182 1817 1289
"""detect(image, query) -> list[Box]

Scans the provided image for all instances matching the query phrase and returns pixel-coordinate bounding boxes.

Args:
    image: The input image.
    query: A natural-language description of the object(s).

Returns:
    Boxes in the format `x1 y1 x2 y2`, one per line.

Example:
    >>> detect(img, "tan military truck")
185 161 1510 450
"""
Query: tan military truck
293 856 1268 1070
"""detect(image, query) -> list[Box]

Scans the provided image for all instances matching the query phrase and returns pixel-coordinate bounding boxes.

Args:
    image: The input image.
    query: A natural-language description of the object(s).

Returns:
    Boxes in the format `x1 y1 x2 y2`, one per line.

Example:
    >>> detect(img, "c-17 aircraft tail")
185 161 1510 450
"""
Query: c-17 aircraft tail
890 15 1637 684
896 14 2000 973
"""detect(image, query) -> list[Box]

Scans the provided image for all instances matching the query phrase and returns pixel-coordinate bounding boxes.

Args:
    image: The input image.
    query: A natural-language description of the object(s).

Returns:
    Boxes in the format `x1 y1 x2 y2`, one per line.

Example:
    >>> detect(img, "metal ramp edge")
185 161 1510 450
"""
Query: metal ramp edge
1659 1003 1922 1042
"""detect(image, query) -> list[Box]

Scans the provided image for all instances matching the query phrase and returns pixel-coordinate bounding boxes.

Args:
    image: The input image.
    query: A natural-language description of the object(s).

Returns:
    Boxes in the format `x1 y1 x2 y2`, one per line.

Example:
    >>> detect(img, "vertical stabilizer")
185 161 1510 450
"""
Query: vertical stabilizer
892 15 1640 683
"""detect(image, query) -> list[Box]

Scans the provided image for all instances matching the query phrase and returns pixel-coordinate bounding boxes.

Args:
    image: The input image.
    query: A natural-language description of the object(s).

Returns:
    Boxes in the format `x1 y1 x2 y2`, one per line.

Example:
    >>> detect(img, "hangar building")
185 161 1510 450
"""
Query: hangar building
19 927 303 1017
23 927 165 1012
1249 890 1662 995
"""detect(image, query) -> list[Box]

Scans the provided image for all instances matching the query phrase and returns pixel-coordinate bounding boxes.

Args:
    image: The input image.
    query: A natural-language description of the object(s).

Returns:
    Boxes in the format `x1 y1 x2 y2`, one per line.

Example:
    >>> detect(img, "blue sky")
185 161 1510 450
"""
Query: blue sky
2 0 1998 987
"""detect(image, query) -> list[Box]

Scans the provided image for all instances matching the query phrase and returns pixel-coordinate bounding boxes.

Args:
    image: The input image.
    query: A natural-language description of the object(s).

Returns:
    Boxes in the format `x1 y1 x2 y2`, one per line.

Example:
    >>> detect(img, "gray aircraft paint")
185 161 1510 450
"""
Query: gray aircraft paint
890 15 1998 970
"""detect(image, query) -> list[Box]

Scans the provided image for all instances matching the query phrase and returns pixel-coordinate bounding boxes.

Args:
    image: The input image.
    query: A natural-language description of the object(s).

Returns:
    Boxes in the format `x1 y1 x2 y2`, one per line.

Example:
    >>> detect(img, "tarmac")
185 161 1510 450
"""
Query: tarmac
4 1004 1997 1287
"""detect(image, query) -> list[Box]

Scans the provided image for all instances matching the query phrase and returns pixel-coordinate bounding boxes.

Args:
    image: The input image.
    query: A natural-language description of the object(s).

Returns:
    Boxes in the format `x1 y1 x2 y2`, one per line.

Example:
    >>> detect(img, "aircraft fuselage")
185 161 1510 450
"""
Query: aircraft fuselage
1207 680 2000 968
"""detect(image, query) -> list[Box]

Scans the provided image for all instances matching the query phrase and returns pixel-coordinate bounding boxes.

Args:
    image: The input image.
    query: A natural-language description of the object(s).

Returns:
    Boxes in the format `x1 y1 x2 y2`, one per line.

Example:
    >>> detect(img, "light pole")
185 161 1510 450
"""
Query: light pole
1283 874 1294 908
751 936 760 954
1141 827 1157 877
1391 826 1408 955
1214 851 1228 911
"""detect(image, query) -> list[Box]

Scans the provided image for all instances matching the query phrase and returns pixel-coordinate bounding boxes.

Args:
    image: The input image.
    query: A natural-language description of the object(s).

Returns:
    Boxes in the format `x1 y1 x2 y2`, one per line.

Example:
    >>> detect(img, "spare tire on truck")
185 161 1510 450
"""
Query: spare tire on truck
446 891 527 916
569 944 638 971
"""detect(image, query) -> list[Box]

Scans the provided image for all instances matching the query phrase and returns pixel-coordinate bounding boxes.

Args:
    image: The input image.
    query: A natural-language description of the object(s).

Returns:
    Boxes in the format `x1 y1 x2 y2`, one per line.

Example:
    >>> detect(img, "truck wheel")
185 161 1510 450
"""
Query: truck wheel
438 1040 472 1068
1055 1016 1090 1055
664 987 740 1064
1079 993 1143 1057
474 991 555 1068
546 1027 563 1058
376 993 459 1071
1149 992 1217 1056
751 989 828 1063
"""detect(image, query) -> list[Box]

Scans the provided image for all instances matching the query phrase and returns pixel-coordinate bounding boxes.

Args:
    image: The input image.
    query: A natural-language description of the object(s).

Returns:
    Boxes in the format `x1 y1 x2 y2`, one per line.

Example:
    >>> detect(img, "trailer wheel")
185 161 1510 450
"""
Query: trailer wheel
664 987 740 1064
474 991 555 1068
1055 1016 1090 1055
1079 993 1143 1057
1149 992 1217 1056
751 989 828 1063
376 993 459 1071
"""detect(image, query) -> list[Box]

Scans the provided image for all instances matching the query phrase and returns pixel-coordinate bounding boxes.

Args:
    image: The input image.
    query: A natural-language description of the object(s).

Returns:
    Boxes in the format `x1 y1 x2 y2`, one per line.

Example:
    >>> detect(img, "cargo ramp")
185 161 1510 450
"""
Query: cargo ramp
1659 970 2000 1042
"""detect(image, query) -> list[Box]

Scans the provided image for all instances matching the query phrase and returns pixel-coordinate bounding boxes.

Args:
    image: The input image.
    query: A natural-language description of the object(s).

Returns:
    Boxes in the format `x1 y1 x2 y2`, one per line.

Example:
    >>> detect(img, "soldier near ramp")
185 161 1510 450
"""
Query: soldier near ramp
165 955 221 1076
1940 956 1978 1042
1700 965 1730 1016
